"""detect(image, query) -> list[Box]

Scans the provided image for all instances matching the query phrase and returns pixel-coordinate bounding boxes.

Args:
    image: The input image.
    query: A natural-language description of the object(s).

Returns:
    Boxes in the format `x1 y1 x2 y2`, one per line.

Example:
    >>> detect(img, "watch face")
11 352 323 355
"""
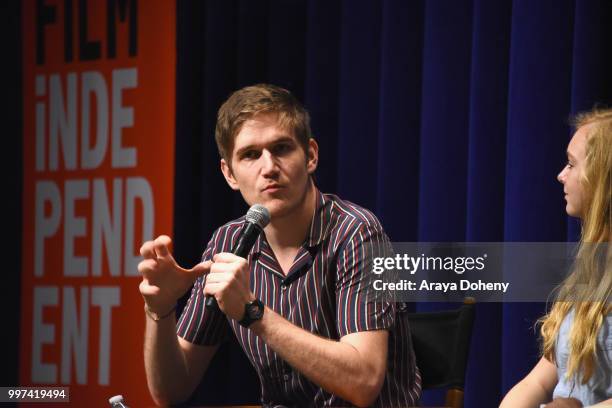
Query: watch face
247 302 263 319
240 300 264 327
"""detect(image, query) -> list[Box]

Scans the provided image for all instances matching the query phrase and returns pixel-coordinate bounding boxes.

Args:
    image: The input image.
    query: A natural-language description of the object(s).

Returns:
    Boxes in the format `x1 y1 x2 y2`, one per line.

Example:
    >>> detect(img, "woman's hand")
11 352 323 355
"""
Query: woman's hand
543 397 583 408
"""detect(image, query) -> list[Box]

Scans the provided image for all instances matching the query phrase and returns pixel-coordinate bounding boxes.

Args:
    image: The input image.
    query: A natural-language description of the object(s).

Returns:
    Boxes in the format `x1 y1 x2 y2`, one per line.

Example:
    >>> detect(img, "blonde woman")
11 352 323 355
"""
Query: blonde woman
500 108 612 408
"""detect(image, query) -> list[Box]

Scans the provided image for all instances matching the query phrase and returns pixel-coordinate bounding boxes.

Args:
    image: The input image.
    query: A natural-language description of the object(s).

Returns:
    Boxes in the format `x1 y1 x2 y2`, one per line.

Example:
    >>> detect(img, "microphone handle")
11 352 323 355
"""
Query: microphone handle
205 223 262 310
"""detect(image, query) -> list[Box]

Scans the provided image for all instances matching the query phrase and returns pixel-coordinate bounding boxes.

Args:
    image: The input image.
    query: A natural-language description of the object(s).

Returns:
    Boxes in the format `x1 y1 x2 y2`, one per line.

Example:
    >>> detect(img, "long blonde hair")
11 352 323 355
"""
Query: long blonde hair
539 107 612 383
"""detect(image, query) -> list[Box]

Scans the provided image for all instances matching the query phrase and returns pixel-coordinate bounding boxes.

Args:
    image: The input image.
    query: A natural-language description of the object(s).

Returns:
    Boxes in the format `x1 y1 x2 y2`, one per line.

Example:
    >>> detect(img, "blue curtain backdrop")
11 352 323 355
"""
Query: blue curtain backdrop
172 0 612 406
7 0 611 407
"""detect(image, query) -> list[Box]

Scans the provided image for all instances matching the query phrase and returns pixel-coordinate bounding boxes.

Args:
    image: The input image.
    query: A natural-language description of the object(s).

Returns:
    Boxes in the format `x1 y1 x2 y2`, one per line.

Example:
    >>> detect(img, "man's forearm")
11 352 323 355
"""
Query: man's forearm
143 316 191 405
250 306 386 407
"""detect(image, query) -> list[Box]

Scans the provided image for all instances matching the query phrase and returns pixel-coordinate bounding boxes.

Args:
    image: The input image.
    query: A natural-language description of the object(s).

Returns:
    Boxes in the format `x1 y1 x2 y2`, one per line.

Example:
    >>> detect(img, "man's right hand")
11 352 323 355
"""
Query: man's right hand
138 235 211 315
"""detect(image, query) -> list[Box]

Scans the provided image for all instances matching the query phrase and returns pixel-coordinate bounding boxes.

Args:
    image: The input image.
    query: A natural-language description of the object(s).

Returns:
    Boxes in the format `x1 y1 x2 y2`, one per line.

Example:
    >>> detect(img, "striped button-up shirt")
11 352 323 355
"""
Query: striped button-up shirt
177 190 421 406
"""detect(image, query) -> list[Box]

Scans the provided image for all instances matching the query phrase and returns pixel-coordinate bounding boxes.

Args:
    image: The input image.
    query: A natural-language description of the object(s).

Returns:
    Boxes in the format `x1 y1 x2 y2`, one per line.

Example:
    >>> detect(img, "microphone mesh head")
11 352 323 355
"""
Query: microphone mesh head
246 204 271 228
108 395 124 404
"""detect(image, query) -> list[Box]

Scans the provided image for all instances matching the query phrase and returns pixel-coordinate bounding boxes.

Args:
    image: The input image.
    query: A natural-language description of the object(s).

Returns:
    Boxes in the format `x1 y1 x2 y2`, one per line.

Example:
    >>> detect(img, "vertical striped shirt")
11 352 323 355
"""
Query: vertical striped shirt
177 190 421 406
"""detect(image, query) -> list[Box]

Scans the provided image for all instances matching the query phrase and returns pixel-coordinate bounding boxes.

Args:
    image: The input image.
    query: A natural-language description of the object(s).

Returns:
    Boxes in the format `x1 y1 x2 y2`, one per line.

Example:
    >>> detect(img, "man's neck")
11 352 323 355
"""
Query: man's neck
264 181 317 252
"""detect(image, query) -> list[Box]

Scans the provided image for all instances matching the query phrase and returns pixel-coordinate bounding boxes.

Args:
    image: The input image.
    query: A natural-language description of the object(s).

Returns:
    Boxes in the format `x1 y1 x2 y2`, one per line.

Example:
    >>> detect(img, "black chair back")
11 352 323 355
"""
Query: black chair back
406 299 475 399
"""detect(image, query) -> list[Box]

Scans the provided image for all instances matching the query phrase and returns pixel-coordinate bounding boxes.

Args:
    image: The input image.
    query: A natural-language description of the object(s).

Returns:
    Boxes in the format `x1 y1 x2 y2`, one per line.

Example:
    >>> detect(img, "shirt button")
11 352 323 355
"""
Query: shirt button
281 285 287 291
283 374 290 381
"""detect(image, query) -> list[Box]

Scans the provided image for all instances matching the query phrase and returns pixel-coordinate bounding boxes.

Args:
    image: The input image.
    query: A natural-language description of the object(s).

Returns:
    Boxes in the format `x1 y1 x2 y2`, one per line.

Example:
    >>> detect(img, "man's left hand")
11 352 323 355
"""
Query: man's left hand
203 252 254 321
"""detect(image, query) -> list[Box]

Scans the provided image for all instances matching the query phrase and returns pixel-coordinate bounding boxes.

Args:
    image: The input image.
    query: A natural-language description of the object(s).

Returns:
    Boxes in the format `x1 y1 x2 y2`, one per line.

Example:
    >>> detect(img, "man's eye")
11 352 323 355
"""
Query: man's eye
566 161 574 169
242 151 259 160
274 143 292 155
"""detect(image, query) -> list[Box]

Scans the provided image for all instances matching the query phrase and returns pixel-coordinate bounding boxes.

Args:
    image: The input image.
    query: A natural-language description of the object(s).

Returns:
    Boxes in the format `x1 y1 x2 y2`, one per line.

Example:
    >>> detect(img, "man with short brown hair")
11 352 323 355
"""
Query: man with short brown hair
139 84 421 407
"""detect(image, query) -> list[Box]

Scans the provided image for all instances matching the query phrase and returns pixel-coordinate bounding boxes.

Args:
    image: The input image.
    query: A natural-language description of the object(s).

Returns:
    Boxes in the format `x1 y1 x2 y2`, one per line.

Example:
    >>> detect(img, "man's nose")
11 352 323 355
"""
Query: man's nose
260 150 279 175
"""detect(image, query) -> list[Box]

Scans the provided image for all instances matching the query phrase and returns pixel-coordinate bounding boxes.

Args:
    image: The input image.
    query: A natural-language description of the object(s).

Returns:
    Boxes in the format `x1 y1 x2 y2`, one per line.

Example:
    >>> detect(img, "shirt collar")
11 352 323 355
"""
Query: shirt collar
306 189 332 248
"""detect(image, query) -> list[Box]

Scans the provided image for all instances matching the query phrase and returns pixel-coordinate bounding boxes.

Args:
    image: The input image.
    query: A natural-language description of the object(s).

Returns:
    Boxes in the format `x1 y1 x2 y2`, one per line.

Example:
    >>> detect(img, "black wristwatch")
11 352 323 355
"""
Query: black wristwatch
238 298 265 328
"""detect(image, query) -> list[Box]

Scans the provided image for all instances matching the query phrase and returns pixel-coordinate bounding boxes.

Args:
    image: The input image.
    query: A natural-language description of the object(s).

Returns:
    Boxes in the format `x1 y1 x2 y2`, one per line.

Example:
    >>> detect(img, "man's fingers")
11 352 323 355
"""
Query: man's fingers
140 241 156 259
140 235 172 259
138 259 158 277
212 252 243 263
138 279 160 297
203 281 222 297
190 260 213 277
203 281 229 297
205 271 233 284
209 261 243 276
153 235 172 258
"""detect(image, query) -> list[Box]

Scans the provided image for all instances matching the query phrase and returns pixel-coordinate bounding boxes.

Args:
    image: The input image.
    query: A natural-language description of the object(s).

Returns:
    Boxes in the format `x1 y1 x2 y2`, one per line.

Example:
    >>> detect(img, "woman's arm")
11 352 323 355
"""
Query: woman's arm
500 356 558 408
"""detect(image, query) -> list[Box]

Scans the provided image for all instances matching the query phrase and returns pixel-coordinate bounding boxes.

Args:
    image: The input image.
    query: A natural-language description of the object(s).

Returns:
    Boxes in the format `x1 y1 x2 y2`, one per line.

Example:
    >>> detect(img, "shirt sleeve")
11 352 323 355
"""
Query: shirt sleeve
335 220 395 337
176 226 239 345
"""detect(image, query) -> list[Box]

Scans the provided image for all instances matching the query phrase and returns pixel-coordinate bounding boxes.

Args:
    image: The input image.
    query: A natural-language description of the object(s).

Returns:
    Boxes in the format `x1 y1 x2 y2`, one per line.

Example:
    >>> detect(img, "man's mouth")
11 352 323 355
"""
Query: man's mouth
262 184 283 192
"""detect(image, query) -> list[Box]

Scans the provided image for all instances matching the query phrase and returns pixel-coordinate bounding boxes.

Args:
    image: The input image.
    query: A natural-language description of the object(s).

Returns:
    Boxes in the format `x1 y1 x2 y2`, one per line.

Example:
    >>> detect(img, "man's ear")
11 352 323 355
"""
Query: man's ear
307 138 319 174
220 158 240 190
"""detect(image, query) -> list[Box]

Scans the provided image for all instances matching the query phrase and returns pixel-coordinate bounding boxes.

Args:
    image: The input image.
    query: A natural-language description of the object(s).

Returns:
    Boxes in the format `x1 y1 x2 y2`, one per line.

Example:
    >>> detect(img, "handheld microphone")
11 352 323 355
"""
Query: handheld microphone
108 395 128 408
205 204 271 310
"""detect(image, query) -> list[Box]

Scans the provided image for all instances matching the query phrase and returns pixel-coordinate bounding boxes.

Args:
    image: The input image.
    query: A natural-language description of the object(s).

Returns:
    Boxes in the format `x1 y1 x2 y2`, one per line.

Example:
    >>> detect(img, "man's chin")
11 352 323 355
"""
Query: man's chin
260 199 297 220
266 203 289 219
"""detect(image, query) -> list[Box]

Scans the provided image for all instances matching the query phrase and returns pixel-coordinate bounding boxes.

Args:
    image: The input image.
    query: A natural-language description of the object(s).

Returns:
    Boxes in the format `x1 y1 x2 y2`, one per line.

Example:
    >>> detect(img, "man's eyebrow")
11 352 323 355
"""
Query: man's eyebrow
567 150 577 160
272 136 297 144
235 144 257 156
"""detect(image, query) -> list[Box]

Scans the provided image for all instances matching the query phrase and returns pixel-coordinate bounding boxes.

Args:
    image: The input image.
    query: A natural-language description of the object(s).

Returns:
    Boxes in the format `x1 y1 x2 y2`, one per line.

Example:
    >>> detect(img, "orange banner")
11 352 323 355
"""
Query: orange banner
20 1 175 406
